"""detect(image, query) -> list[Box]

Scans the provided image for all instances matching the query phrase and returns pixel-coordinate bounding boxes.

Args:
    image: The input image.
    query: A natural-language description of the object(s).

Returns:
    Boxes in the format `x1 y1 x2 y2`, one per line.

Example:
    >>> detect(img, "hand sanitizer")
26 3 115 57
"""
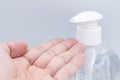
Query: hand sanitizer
70 11 120 80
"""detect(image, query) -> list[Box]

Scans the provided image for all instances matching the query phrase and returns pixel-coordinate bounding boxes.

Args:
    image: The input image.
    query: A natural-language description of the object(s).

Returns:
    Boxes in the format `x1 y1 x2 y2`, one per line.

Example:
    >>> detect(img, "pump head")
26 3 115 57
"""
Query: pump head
70 11 103 23
70 11 103 46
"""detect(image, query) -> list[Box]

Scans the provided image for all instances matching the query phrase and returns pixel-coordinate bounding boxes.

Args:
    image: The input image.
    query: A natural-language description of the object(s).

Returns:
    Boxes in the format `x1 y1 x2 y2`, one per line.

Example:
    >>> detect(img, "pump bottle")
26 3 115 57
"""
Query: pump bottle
70 11 120 80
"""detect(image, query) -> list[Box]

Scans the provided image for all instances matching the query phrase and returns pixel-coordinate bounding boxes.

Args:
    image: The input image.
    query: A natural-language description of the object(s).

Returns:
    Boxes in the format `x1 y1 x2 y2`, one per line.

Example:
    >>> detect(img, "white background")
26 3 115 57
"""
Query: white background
0 0 120 54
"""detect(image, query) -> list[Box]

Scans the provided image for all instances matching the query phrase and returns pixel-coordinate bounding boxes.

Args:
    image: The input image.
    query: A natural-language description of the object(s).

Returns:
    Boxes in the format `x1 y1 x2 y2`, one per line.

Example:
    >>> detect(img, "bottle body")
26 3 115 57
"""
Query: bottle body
72 44 120 80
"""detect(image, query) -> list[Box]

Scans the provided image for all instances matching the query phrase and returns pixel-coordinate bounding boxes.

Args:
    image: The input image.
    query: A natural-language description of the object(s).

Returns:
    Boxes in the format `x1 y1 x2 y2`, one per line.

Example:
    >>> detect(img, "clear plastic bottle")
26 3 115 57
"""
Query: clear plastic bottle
73 45 120 80
70 11 120 80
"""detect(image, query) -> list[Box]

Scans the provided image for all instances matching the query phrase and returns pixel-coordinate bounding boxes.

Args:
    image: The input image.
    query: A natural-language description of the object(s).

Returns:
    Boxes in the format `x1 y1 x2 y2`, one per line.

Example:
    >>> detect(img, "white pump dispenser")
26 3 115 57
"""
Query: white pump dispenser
70 11 103 46
70 11 120 80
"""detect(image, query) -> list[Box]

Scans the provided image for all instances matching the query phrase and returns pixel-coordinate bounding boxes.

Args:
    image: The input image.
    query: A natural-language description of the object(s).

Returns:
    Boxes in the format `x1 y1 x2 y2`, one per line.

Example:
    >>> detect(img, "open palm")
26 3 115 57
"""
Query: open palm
0 38 85 80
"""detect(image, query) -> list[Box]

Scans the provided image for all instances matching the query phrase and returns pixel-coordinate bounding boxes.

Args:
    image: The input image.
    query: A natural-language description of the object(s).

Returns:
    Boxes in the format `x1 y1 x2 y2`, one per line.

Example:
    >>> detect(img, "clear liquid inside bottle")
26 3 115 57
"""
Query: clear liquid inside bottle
72 44 120 80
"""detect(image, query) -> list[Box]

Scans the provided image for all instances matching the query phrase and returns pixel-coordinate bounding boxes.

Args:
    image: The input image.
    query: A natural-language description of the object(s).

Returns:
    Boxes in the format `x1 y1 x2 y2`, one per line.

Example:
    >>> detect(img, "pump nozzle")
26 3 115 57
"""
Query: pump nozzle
70 11 103 23
70 11 103 46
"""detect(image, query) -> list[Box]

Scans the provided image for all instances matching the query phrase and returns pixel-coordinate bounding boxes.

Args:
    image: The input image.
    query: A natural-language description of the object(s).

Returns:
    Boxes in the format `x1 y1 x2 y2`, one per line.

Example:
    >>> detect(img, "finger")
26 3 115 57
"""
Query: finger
24 38 63 64
34 38 77 68
0 41 27 58
0 41 28 78
54 54 86 80
46 43 85 76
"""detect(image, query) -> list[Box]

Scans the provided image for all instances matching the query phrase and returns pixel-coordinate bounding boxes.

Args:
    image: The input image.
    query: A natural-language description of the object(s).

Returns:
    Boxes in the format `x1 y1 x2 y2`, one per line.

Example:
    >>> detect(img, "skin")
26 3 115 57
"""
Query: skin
0 38 86 80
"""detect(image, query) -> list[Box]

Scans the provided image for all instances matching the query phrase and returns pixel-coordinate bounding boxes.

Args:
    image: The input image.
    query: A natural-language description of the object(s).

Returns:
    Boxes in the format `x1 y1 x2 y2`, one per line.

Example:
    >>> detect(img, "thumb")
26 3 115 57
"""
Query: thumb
0 41 28 58
7 41 28 58
0 41 28 79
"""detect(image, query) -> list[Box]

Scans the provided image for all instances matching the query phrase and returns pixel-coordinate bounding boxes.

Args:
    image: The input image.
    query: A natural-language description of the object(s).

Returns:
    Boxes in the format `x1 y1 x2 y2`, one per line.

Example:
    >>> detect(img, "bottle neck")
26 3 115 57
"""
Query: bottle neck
86 44 102 50
85 43 104 55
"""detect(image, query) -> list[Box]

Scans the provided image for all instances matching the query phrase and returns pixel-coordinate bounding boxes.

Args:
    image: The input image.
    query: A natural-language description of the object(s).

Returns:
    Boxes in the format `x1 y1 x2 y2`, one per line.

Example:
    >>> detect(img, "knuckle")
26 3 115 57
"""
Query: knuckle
47 49 57 56
33 45 46 53
70 61 80 69
61 42 69 50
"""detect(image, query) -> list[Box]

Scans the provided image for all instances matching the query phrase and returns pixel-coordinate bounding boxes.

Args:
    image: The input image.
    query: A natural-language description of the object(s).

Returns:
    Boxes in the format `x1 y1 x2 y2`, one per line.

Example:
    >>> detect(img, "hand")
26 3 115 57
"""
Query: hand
0 38 86 80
